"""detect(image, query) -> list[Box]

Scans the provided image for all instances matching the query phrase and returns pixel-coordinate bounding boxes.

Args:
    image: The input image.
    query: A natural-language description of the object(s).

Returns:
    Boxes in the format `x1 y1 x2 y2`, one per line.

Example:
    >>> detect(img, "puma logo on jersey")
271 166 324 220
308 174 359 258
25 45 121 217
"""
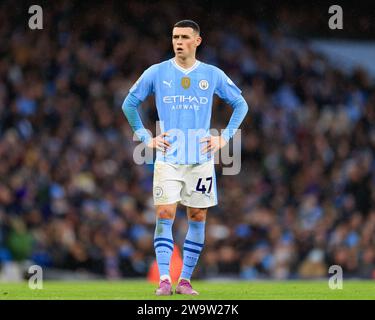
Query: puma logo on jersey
163 80 172 88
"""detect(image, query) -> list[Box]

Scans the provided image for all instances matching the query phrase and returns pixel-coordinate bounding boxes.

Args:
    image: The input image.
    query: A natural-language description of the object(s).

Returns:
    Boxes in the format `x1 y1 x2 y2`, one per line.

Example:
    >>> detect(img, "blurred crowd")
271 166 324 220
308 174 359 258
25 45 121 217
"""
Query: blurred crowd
0 0 374 280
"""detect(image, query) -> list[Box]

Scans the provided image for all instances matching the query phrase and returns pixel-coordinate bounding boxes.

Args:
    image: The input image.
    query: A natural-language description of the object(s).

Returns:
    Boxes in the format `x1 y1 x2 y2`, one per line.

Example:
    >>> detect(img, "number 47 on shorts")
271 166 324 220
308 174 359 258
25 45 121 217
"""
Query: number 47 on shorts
196 177 212 194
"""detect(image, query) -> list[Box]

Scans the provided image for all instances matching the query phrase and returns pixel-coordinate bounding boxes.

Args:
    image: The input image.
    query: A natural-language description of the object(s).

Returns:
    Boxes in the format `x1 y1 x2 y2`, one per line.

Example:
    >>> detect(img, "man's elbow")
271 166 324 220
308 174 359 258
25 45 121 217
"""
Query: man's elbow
122 93 139 114
235 95 249 113
243 100 249 113
121 99 127 113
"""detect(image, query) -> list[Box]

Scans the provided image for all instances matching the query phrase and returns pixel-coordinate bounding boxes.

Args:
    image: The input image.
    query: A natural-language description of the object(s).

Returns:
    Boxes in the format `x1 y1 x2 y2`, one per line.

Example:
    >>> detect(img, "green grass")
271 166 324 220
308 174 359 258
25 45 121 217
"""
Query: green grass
0 280 374 300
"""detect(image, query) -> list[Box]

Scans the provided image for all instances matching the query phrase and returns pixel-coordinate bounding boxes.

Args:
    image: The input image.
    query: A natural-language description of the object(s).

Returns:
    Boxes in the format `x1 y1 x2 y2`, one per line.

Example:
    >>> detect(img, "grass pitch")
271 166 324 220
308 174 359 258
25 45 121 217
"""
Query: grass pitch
0 280 374 300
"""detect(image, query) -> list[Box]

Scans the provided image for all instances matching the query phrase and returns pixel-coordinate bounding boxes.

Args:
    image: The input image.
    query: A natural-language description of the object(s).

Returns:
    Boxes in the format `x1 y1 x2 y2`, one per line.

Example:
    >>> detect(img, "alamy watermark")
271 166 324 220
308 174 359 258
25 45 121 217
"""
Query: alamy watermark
132 122 242 175
328 5 343 30
28 5 43 30
28 265 43 289
328 265 343 290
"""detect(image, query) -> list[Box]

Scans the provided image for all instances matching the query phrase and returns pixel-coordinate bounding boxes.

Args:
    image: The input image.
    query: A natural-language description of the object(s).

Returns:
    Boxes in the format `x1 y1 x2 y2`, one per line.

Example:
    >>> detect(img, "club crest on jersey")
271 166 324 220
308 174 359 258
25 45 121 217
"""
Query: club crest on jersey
181 77 191 89
199 80 209 90
154 186 163 198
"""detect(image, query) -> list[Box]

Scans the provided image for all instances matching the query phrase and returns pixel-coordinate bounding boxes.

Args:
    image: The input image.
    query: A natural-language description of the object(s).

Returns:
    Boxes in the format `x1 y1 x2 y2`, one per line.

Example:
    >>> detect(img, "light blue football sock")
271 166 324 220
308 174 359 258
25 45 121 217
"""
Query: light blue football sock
154 218 174 279
180 220 206 281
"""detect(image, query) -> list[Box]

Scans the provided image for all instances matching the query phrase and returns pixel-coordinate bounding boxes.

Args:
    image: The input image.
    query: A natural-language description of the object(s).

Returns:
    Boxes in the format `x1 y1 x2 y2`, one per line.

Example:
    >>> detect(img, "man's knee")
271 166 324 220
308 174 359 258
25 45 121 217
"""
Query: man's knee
156 204 177 220
187 207 207 222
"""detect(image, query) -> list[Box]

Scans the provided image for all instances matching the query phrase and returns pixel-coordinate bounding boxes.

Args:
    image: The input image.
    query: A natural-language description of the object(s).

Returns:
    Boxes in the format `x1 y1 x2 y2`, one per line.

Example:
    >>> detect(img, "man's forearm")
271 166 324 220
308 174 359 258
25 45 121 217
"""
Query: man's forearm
221 95 249 142
122 93 152 145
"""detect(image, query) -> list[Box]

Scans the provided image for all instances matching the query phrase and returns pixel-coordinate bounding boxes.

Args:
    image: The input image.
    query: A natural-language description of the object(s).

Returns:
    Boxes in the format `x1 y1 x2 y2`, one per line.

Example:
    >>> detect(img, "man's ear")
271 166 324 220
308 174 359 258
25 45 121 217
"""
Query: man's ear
196 36 202 47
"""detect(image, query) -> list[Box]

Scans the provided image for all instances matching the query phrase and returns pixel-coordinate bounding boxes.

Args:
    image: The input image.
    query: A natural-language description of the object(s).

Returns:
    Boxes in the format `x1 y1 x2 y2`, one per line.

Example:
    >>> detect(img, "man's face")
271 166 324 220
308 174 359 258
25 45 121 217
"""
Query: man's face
172 27 202 59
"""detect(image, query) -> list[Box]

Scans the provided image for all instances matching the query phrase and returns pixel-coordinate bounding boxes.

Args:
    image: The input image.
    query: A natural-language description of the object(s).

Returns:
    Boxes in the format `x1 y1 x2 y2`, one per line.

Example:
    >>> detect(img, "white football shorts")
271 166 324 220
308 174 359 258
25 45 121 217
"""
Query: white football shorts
153 159 218 208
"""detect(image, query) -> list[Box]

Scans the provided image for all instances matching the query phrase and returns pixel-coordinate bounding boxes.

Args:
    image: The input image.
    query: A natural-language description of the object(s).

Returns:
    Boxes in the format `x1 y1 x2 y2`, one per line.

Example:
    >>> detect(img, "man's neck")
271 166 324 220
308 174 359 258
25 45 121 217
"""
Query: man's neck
174 56 197 70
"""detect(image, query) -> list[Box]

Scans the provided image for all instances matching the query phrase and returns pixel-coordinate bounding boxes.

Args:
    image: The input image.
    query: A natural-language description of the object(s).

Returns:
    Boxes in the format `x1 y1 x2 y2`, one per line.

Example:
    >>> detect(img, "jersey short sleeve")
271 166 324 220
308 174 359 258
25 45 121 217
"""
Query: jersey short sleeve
129 65 157 102
214 68 242 104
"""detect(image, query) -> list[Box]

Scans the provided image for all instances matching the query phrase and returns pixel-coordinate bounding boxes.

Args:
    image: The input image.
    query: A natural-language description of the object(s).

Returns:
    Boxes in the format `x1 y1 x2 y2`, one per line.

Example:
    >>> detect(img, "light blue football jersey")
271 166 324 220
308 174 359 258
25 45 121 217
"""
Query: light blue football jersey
129 58 242 164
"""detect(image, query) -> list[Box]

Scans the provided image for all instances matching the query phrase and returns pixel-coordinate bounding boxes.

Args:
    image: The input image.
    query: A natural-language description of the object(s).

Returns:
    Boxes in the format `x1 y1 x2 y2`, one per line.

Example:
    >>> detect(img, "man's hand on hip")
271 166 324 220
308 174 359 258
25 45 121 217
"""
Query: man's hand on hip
147 132 171 153
200 135 228 155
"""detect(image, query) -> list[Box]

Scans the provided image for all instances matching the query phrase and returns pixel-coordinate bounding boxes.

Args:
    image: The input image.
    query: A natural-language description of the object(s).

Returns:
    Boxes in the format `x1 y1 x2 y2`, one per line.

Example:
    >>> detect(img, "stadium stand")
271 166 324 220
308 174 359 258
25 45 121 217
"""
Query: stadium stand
0 0 374 280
